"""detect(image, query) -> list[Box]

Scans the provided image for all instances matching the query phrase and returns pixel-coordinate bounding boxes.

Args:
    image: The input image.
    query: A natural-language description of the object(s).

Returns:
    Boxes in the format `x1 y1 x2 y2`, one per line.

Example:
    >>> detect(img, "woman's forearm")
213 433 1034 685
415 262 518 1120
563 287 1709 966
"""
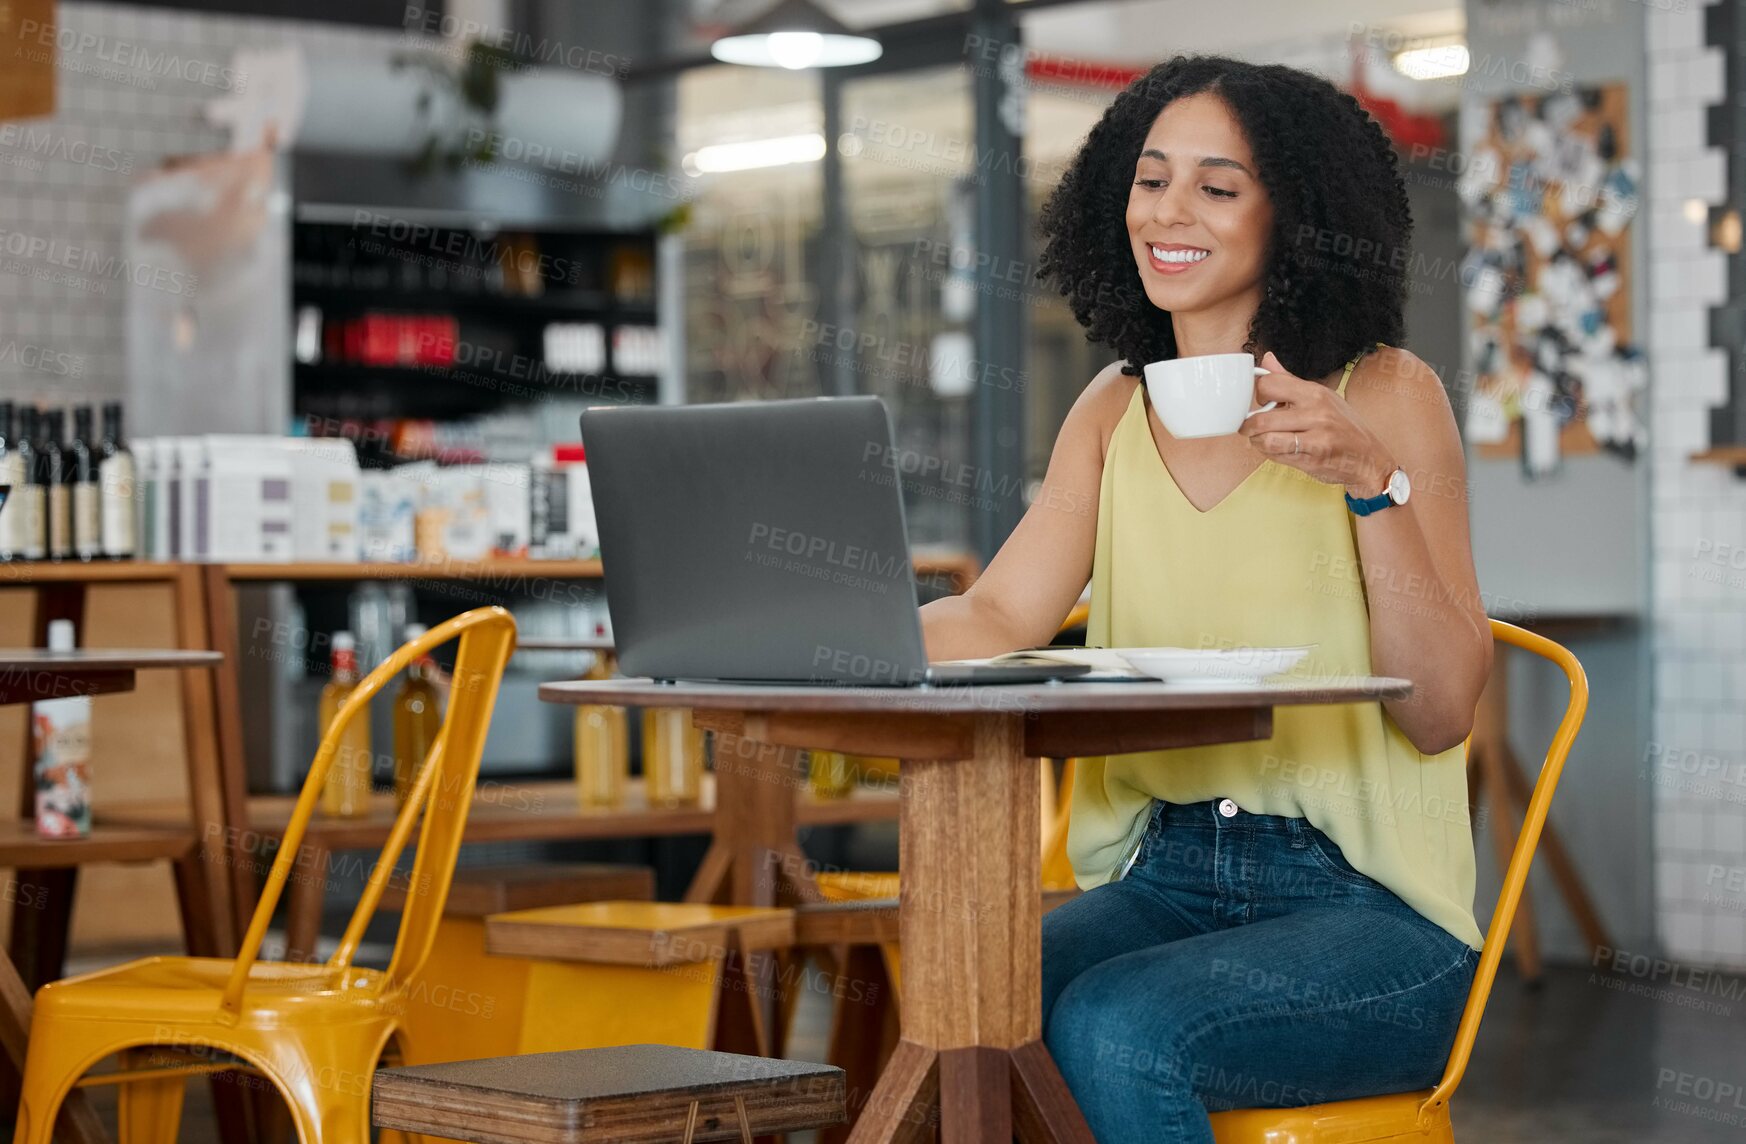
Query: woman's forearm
1352 500 1492 755
919 589 1040 662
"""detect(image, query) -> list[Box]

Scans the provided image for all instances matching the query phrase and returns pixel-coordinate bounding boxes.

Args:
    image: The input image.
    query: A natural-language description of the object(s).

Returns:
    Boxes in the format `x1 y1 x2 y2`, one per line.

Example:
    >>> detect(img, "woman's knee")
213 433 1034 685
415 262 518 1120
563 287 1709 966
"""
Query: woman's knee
1039 905 1083 1026
1046 969 1194 1094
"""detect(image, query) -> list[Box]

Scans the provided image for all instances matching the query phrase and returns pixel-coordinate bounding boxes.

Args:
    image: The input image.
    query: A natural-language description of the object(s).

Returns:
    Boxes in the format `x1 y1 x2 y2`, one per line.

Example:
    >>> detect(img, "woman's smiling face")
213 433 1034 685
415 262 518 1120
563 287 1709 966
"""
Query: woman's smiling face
1126 91 1275 319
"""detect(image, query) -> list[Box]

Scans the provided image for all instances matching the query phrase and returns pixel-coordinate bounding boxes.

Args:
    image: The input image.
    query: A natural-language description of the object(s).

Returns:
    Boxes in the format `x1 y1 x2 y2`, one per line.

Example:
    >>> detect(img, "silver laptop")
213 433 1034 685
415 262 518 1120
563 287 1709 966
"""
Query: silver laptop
580 397 1089 686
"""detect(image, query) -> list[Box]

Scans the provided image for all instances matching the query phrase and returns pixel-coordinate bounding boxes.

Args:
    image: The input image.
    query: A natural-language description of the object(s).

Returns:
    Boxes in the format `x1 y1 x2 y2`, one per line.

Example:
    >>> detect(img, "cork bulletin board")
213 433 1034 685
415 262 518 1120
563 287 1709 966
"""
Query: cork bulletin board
1459 82 1645 478
0 0 56 122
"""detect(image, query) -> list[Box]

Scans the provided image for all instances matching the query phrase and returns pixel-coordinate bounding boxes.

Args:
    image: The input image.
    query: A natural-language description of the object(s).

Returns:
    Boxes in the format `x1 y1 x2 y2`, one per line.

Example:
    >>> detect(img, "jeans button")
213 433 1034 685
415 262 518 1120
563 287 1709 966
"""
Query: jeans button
1217 798 1238 818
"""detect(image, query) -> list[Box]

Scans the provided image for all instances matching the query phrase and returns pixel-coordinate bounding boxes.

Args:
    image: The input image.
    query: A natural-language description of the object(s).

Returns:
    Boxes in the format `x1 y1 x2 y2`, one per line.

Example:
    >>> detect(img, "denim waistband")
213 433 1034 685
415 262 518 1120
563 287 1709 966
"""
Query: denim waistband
1155 798 1299 832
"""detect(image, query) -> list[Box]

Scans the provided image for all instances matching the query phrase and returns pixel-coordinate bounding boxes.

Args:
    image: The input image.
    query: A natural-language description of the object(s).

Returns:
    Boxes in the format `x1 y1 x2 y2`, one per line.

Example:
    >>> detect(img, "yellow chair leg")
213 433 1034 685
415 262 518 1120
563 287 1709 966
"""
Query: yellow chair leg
115 1048 187 1144
231 1028 388 1144
14 1021 136 1144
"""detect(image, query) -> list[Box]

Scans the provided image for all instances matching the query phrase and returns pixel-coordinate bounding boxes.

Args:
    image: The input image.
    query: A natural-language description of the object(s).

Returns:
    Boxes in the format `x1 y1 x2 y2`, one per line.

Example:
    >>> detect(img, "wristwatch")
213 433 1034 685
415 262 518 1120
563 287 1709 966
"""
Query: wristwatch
1345 467 1410 516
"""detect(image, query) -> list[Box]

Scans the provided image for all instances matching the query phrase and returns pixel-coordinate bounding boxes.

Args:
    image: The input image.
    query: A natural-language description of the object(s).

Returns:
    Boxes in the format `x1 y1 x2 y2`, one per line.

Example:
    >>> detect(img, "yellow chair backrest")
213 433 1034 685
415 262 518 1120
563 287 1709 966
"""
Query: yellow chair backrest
1417 619 1588 1126
221 606 518 1017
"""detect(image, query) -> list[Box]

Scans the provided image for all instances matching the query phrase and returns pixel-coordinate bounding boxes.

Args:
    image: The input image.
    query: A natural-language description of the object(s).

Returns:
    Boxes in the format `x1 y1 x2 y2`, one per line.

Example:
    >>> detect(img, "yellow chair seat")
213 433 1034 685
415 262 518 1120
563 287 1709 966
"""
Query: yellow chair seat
1209 1090 1451 1143
37 957 391 1020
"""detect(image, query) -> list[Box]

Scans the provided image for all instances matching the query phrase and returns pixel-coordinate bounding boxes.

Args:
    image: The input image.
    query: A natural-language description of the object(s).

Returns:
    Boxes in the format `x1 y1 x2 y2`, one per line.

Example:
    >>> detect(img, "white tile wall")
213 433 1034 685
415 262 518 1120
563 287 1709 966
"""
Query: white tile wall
0 3 412 408
1641 0 1746 971
1644 0 1746 972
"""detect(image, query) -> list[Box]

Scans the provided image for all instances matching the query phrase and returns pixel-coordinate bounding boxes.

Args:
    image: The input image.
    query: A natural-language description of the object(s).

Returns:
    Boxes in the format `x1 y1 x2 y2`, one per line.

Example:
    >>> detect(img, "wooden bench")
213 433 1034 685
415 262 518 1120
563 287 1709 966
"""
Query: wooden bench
372 1043 845 1143
382 864 657 1067
483 902 798 1059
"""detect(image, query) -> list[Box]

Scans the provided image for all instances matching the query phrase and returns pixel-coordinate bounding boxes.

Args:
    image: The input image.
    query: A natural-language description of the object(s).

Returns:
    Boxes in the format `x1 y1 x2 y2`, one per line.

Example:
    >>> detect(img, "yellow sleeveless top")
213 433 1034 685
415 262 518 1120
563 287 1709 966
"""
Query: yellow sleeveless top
1067 352 1483 950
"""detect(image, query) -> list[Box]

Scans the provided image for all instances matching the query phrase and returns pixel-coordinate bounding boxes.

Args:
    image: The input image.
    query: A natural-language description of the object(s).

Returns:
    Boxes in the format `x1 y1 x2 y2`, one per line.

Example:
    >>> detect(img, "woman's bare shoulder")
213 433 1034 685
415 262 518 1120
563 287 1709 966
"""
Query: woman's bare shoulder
1068 360 1143 458
1345 346 1451 412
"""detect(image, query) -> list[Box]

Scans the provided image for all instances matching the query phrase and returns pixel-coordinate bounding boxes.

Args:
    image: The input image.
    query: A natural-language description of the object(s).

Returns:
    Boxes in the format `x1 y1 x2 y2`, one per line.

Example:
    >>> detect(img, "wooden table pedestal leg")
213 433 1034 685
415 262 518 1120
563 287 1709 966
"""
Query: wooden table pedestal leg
284 843 329 964
687 733 821 1060
848 715 1093 1144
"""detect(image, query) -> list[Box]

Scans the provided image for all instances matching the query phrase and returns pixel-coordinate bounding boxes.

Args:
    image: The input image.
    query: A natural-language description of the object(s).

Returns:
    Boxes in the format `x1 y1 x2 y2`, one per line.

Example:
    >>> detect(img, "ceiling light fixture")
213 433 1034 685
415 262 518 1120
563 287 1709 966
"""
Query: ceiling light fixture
1391 41 1470 81
710 0 882 70
683 132 828 174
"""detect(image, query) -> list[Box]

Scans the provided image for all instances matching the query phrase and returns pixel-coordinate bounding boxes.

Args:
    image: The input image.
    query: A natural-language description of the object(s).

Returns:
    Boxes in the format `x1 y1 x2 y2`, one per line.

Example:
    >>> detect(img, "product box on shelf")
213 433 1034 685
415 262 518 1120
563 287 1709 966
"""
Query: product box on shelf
202 436 294 562
481 462 530 559
286 438 361 561
529 445 597 559
416 464 491 563
168 437 204 561
358 469 420 563
133 439 162 561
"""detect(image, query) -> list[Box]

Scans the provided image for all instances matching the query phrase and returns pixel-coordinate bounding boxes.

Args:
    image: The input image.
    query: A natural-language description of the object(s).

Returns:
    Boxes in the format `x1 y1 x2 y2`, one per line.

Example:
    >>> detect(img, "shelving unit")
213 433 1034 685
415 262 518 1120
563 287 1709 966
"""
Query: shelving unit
290 218 662 426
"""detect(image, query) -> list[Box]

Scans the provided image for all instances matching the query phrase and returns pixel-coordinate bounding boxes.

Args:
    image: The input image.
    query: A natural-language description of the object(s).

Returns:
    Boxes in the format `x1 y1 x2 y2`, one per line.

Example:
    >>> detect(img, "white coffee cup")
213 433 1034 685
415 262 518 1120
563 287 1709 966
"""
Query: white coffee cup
1142 353 1276 439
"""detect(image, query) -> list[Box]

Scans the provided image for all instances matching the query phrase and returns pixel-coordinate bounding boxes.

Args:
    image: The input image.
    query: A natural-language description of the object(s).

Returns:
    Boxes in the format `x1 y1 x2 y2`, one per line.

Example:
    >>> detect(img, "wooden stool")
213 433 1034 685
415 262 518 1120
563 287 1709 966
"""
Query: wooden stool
484 902 796 1059
382 864 656 1066
372 1043 845 1143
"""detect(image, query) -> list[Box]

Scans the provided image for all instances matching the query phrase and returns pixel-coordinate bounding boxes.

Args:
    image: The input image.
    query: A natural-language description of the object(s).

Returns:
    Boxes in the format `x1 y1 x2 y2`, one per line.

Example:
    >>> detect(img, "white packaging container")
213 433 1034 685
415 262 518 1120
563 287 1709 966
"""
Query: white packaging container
33 619 91 839
567 462 597 558
286 438 361 561
167 437 206 560
203 436 294 562
358 469 420 563
482 462 530 559
136 439 168 562
418 465 490 562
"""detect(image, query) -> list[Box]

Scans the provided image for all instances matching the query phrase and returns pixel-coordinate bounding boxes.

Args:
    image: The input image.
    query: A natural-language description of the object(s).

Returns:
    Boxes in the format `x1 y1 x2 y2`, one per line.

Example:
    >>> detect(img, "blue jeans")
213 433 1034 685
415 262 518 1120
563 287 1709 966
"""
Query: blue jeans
1042 798 1478 1144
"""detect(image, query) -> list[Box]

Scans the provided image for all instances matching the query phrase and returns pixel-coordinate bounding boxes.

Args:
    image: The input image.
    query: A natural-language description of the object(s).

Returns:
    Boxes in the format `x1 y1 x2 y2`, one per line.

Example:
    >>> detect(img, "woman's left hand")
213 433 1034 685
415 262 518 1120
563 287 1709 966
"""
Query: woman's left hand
1239 351 1397 496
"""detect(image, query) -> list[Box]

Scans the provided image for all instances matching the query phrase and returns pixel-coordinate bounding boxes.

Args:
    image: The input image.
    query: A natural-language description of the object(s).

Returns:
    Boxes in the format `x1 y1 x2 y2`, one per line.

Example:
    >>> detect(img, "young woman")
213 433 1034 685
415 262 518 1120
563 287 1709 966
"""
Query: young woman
919 56 1491 1142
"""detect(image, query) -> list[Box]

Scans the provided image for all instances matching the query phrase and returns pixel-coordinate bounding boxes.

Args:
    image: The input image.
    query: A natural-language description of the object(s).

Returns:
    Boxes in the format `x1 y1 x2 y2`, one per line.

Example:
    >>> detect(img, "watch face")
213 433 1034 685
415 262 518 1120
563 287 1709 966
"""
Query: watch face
1387 468 1411 504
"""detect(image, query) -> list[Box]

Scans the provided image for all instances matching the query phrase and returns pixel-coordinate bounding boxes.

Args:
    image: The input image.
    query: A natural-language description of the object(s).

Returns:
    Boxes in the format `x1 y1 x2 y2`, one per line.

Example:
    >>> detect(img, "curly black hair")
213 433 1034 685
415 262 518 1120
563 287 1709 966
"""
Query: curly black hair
1037 55 1412 382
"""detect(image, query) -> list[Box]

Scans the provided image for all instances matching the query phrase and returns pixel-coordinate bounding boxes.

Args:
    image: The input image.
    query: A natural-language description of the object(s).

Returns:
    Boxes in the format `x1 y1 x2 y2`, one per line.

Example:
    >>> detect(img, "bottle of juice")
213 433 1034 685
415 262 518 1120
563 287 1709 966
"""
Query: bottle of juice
319 631 373 817
33 619 92 838
392 623 443 808
808 750 855 799
573 651 627 809
643 707 704 808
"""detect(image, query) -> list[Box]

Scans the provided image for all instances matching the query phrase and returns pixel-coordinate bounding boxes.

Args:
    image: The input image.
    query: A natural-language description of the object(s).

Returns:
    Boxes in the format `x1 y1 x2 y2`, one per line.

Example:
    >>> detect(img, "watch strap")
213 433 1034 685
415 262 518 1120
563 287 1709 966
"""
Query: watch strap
1345 488 1393 516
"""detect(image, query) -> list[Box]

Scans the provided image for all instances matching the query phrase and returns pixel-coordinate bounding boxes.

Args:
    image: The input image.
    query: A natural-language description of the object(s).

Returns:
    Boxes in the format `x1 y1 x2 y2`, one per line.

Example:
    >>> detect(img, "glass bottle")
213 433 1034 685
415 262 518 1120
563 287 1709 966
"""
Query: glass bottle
69 406 98 561
808 750 856 800
0 402 23 560
97 402 135 559
392 623 443 808
573 652 627 809
643 707 704 808
37 408 70 560
13 408 42 559
319 631 373 818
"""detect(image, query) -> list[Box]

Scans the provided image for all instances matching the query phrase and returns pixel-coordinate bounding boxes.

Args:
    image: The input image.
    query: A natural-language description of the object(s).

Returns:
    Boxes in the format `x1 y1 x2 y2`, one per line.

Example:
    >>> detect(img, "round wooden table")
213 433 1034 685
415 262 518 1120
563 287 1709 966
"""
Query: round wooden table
0 646 223 1144
538 674 1411 1143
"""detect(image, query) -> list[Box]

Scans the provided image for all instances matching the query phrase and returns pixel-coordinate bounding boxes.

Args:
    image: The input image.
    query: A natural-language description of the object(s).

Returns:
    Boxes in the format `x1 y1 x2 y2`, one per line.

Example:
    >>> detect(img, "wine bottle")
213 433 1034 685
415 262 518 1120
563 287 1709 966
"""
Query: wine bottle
69 406 98 561
0 402 23 561
36 409 69 560
97 402 135 559
12 408 42 560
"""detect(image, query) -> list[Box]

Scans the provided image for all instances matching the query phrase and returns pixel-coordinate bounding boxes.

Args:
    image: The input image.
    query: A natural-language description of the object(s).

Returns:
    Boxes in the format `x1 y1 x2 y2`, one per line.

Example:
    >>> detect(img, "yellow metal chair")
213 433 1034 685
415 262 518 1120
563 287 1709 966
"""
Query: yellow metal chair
13 607 518 1144
1208 619 1588 1143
